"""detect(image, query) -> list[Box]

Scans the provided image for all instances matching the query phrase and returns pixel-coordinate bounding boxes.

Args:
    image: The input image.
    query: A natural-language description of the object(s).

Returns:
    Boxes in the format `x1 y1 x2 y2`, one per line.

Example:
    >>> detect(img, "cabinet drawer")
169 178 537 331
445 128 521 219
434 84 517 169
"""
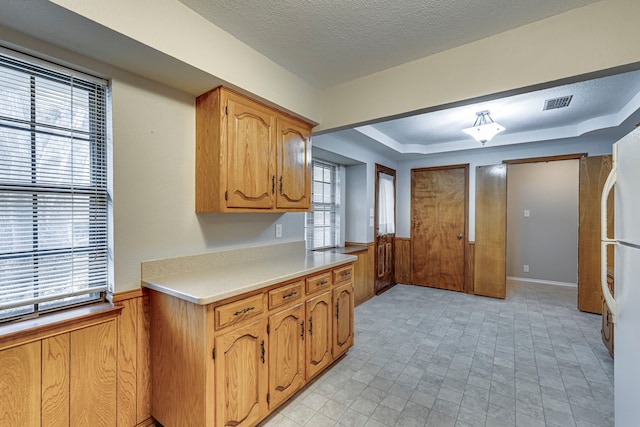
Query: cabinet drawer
268 281 303 310
215 293 265 330
305 272 332 295
333 265 353 284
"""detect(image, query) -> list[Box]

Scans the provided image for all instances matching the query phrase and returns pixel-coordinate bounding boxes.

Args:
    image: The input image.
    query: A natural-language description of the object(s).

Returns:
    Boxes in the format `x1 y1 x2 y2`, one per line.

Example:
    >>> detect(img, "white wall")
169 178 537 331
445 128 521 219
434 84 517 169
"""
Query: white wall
345 164 368 243
506 160 579 284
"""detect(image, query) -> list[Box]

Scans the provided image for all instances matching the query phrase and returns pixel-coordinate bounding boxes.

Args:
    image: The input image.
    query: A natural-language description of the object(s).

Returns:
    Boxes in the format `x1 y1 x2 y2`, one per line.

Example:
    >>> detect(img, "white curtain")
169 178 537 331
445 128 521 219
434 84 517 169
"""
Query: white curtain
378 173 395 235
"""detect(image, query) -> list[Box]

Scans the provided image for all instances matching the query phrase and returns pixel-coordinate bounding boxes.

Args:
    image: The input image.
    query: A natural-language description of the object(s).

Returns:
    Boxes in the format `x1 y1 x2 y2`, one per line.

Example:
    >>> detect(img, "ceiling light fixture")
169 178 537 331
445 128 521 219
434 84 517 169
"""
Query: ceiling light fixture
462 110 505 145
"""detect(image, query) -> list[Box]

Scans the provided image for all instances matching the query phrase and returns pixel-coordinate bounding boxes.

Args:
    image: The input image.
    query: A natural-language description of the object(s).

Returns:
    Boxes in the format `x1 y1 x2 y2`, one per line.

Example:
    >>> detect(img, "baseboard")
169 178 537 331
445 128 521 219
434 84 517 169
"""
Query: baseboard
507 276 577 288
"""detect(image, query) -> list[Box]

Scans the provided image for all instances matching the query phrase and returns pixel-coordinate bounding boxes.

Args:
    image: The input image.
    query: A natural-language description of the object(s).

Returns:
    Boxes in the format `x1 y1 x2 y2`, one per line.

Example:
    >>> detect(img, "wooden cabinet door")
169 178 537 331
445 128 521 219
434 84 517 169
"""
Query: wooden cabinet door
225 92 276 209
276 116 311 210
305 291 332 380
332 283 354 358
215 319 268 427
0 341 41 427
474 164 507 299
268 303 305 410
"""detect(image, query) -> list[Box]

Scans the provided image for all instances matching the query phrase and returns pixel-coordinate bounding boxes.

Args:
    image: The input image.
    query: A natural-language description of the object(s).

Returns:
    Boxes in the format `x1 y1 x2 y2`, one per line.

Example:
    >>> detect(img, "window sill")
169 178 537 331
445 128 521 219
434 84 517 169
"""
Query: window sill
0 302 121 351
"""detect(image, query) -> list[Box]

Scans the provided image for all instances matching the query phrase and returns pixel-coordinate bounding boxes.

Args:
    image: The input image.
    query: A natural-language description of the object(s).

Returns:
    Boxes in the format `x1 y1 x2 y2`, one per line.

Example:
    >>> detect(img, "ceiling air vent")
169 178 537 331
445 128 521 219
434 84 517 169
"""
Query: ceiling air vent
543 95 573 111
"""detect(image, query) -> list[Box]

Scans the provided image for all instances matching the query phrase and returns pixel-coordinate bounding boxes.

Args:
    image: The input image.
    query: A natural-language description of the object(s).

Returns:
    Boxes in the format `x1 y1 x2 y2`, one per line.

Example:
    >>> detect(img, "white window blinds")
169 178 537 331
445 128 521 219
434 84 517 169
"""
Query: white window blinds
0 49 109 321
305 160 339 250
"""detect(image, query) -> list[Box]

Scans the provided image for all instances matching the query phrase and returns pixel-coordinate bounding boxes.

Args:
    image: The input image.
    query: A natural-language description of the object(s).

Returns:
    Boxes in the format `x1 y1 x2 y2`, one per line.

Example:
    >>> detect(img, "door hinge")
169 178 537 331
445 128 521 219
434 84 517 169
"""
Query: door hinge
225 191 228 201
212 347 216 360
267 323 270 335
267 393 270 404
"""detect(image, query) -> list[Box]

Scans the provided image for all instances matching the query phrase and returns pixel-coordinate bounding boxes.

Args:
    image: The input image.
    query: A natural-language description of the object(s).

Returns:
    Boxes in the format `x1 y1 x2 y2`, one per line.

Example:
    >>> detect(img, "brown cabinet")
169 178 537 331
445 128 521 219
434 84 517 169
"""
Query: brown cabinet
268 303 305 410
305 290 333 380
602 272 614 357
333 282 354 358
215 318 268 427
150 263 354 426
196 86 312 213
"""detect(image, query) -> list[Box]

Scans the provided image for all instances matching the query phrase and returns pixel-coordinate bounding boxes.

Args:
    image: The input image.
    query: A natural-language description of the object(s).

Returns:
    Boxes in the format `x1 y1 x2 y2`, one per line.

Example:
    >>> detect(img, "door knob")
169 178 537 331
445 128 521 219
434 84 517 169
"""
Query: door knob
457 234 463 239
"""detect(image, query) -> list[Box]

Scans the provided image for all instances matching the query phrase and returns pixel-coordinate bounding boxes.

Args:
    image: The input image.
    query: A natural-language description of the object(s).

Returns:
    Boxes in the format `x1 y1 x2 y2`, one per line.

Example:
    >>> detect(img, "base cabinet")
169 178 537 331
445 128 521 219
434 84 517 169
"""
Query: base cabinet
333 282 354 358
305 291 333 380
150 262 354 427
268 303 305 410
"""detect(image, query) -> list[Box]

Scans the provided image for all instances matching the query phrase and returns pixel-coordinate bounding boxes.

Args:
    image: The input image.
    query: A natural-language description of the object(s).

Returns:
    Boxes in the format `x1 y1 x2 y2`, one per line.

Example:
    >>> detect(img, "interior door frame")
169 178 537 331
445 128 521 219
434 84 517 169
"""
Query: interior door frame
410 164 469 290
374 164 397 293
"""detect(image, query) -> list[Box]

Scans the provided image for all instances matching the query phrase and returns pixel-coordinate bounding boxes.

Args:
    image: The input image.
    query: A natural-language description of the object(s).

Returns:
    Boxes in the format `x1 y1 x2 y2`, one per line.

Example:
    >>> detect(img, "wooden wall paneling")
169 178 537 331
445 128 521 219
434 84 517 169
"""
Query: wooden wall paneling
366 243 376 298
42 333 70 427
465 242 475 294
394 238 411 284
137 292 152 424
117 299 138 427
0 341 41 426
474 165 507 299
578 155 613 314
150 290 208 427
350 249 368 306
70 320 117 426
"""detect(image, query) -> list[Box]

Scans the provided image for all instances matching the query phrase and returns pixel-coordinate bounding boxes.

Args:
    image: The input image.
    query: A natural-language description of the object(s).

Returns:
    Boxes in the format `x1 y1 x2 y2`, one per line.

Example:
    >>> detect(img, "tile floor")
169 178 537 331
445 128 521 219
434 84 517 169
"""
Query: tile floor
260 281 614 427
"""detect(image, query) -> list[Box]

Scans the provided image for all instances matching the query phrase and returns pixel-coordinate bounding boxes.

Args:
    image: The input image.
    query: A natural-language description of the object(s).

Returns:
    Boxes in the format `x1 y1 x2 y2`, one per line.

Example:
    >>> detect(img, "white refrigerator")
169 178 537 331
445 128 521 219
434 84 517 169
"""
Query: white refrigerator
601 127 640 427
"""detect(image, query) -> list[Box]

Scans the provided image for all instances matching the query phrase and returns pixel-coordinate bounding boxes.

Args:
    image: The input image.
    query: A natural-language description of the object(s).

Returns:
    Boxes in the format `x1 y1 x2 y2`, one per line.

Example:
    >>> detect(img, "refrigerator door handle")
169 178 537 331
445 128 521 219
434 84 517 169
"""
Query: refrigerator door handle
601 154 617 323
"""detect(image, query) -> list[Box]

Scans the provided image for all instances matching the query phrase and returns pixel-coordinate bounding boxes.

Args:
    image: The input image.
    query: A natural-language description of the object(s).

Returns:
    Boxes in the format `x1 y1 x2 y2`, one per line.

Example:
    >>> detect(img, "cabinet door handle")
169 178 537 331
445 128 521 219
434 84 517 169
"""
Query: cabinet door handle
308 317 313 335
301 321 305 340
282 290 298 299
272 176 275 194
336 302 340 319
279 176 283 194
261 340 265 364
317 280 328 286
233 306 255 316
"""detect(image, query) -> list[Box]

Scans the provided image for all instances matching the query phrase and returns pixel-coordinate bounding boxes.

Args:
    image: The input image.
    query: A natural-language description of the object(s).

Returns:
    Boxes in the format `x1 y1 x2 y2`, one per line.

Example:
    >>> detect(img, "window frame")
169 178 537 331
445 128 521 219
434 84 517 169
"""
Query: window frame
305 160 340 250
0 47 110 323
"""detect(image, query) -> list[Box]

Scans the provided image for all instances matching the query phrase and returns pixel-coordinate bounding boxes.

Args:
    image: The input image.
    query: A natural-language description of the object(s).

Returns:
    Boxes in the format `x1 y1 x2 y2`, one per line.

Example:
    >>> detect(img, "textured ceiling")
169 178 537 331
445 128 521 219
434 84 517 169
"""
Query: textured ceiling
179 0 600 88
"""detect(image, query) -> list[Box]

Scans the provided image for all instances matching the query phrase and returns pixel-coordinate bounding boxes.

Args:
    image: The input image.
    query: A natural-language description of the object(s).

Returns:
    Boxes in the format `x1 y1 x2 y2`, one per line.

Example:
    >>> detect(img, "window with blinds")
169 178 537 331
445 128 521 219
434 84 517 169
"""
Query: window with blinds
305 160 339 250
0 48 109 322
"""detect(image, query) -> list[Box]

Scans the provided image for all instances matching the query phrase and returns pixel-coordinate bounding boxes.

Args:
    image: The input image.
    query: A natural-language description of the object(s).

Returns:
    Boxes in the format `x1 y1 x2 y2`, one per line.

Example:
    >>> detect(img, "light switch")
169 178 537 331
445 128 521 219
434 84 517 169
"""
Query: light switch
369 218 374 227
275 223 283 238
524 209 530 217
369 208 374 217
524 264 529 273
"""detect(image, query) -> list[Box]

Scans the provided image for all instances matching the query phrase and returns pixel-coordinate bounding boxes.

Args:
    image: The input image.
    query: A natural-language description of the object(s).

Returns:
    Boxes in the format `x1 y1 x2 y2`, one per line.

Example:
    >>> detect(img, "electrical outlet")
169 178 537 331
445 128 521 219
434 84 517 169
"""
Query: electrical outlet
524 209 530 217
523 264 529 273
275 223 283 238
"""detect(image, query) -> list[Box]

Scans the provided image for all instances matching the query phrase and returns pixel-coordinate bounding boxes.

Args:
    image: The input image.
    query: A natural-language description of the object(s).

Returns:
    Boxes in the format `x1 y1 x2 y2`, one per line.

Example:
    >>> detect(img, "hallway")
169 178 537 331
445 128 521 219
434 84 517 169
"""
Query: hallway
261 282 614 426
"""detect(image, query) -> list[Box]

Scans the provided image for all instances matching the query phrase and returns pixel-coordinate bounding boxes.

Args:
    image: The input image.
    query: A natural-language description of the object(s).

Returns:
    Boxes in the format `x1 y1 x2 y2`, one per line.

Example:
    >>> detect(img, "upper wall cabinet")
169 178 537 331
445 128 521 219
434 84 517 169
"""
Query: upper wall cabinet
196 86 312 212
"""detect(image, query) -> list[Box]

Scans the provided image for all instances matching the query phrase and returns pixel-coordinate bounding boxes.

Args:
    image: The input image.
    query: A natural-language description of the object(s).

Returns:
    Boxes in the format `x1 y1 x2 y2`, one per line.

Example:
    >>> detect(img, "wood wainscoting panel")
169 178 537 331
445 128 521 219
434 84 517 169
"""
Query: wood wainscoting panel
0 341 41 426
70 320 117 426
118 298 139 427
394 238 411 284
42 333 70 426
465 242 475 294
137 292 152 424
578 155 613 314
474 165 507 299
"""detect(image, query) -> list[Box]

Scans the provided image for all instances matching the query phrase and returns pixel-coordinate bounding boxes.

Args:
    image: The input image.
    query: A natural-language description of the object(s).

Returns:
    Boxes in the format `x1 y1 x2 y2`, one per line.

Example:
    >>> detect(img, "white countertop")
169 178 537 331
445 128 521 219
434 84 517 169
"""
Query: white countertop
142 251 357 305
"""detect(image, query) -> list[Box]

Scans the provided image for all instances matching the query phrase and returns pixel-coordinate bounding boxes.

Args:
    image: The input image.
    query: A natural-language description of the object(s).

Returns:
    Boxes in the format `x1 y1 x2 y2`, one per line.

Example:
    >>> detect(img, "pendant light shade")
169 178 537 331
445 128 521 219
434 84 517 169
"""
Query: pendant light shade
462 110 505 144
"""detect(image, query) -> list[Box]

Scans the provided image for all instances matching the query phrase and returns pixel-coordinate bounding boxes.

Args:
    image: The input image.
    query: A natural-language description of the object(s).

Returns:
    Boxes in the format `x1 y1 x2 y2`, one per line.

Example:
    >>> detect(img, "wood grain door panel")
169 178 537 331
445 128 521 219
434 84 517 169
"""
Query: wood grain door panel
276 117 311 209
305 292 332 380
268 304 305 410
411 166 467 291
578 155 613 314
226 95 275 209
332 283 354 358
474 165 507 299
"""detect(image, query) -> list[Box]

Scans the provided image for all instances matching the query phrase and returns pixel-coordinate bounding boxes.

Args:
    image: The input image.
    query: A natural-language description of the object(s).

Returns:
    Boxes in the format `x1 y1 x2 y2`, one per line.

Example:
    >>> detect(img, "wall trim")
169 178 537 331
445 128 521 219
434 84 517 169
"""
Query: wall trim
507 276 577 288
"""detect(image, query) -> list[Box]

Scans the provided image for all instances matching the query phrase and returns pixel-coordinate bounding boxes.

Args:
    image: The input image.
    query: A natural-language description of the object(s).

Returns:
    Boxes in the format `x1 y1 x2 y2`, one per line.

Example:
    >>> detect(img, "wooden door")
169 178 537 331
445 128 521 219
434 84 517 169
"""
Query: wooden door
276 116 311 210
332 283 354 358
474 165 507 299
305 291 332 380
225 92 276 209
411 166 468 291
215 319 268 427
268 304 305 410
375 165 396 293
578 155 613 314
